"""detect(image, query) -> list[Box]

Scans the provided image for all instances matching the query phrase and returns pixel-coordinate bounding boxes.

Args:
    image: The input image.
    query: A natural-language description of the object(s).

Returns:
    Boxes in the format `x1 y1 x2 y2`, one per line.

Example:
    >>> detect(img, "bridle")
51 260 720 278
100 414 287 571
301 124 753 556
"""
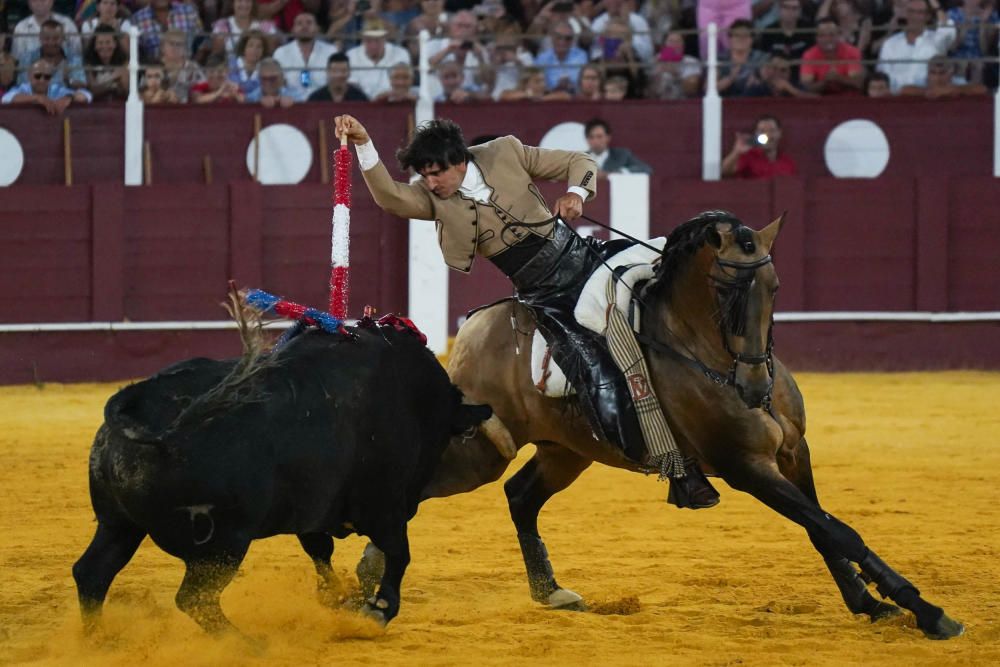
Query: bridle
635 252 777 413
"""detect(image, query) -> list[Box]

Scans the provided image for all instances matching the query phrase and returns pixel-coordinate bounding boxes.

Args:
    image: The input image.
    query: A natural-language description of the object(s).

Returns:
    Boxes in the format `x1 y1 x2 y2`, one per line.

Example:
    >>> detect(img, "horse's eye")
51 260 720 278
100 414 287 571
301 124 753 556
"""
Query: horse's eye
742 241 754 253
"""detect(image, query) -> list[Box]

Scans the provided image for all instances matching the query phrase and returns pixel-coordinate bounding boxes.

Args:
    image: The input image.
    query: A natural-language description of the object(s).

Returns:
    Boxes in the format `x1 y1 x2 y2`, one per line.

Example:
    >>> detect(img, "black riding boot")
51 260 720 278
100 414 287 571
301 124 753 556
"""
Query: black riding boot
540 317 721 510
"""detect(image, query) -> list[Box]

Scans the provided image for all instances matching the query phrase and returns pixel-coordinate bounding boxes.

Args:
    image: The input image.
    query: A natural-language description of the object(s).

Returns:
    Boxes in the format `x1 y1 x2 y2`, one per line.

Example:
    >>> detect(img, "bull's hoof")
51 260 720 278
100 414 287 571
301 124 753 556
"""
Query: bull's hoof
867 601 904 622
920 611 965 640
547 588 586 612
360 598 389 627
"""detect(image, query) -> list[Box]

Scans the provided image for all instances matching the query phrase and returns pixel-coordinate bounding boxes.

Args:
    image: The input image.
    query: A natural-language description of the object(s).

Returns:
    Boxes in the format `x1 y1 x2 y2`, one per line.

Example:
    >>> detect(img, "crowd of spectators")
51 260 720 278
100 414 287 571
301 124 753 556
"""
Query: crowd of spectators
1 0 997 110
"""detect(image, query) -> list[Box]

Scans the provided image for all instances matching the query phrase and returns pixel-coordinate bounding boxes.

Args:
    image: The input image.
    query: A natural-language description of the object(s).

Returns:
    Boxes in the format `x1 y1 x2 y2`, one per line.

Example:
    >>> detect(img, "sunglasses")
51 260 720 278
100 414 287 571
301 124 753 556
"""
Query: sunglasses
554 34 574 41
33 73 53 80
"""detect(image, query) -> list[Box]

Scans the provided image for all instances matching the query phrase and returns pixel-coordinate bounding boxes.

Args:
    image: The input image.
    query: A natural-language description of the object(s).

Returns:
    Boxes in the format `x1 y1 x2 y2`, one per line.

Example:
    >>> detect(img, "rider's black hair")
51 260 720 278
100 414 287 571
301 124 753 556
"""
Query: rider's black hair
396 119 474 173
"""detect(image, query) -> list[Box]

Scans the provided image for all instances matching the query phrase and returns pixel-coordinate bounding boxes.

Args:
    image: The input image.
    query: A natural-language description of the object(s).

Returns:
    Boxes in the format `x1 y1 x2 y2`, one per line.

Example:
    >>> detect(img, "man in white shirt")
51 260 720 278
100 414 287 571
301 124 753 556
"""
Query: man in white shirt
272 12 338 98
426 10 492 97
877 0 956 92
590 0 654 62
346 18 412 100
12 0 80 65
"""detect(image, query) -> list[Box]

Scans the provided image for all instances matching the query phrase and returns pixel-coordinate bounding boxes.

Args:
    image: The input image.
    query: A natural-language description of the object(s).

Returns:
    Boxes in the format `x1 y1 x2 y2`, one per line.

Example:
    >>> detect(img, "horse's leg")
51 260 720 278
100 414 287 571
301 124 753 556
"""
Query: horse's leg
297 533 344 608
505 441 591 610
776 438 902 622
722 456 963 639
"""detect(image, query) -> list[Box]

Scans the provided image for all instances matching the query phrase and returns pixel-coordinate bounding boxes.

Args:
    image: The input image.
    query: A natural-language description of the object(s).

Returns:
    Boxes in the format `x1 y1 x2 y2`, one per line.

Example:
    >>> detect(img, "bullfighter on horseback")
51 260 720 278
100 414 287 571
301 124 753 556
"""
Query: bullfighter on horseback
334 114 719 509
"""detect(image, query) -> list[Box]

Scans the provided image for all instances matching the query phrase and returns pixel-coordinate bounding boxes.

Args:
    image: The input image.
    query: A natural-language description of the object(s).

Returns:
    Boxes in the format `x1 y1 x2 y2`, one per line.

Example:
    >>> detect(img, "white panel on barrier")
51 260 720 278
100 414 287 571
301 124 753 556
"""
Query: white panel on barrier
245 124 313 184
408 218 449 353
607 173 650 241
824 120 890 178
0 128 25 186
540 122 589 152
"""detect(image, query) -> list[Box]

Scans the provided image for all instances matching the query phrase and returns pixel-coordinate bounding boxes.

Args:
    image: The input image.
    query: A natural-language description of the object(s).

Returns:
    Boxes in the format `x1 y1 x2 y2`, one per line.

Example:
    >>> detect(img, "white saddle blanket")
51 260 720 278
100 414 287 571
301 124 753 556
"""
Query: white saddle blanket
530 238 666 397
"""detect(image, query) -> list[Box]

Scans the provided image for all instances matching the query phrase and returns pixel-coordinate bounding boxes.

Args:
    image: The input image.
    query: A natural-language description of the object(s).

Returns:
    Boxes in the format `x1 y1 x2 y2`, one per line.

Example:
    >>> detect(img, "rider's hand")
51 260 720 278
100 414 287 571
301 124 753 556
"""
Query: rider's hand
334 114 371 145
554 192 584 221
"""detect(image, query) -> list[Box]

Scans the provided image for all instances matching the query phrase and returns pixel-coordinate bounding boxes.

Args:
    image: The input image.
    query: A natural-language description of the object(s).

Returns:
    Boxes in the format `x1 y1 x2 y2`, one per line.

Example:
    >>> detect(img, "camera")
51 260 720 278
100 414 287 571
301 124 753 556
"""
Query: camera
460 40 474 50
751 132 770 147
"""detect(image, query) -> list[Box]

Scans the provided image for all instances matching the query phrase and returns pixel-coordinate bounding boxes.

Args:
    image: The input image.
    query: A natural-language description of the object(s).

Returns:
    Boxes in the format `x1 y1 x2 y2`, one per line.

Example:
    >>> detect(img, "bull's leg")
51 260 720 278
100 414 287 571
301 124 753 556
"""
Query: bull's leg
505 442 591 610
356 542 386 603
354 430 516 598
776 438 902 622
297 533 344 607
361 524 410 626
72 521 146 633
721 456 964 640
175 541 249 636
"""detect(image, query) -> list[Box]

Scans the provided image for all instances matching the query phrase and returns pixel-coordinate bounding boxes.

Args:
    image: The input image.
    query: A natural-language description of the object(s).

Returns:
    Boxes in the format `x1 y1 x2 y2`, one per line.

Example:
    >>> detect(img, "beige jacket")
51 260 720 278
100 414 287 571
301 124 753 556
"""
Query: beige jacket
361 135 597 272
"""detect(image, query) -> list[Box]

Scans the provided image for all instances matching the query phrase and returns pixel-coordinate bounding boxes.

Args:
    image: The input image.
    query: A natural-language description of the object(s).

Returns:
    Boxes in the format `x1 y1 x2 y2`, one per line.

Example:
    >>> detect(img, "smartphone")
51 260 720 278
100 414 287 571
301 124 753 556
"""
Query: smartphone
602 37 622 59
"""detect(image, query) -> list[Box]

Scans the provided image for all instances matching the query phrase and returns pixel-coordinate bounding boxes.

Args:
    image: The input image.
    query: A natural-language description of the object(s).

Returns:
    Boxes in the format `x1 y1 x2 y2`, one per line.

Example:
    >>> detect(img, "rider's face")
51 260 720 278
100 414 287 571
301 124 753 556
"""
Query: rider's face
420 162 468 199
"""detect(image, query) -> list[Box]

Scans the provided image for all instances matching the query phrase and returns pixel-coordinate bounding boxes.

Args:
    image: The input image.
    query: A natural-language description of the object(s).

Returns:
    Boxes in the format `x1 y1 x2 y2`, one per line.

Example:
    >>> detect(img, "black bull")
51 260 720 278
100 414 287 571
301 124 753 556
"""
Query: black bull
73 326 491 633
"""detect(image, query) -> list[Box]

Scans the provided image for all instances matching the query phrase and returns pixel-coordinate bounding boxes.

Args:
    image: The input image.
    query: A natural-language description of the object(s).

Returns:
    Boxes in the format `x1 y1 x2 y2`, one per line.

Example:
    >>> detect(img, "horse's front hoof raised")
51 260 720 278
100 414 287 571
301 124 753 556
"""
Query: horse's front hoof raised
920 611 965 640
548 588 587 611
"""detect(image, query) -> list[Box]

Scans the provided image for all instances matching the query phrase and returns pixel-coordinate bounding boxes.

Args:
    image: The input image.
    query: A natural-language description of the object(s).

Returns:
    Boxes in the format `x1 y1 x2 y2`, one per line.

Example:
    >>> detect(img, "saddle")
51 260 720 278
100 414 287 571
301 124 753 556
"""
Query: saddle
531 239 665 397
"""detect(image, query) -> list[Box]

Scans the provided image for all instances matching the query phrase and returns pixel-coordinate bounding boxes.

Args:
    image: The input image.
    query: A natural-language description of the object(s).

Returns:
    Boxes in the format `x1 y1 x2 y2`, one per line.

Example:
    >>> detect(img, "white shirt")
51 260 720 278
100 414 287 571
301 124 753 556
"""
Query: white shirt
355 140 589 204
425 37 485 98
591 11 654 62
12 13 81 64
81 18 135 37
346 42 412 99
590 150 609 170
491 49 534 100
877 23 957 92
272 39 339 97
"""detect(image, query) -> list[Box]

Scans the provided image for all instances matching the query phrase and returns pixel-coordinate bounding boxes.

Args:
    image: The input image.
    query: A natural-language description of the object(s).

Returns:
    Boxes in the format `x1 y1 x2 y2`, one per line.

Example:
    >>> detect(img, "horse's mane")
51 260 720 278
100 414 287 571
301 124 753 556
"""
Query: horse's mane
647 210 745 300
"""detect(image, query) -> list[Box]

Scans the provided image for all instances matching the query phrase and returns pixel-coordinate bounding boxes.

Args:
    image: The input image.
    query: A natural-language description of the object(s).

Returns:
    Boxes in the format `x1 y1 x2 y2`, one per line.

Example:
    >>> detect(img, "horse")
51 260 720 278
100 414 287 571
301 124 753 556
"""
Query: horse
356 210 964 640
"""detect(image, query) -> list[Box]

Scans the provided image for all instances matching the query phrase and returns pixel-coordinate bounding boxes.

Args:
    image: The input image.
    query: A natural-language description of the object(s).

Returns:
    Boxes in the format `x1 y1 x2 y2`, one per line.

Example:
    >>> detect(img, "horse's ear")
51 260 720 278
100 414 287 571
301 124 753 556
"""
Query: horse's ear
706 224 733 250
705 224 733 252
759 212 787 250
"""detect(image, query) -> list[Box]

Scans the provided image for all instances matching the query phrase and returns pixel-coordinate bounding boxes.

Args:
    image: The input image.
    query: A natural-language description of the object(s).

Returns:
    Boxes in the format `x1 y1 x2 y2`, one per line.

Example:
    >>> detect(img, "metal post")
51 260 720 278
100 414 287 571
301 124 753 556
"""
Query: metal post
702 22 722 181
124 26 143 185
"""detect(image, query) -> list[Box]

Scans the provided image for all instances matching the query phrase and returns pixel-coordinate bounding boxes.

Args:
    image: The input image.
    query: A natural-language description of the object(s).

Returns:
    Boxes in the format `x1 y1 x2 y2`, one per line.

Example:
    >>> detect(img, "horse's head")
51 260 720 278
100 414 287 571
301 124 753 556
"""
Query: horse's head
704 213 786 410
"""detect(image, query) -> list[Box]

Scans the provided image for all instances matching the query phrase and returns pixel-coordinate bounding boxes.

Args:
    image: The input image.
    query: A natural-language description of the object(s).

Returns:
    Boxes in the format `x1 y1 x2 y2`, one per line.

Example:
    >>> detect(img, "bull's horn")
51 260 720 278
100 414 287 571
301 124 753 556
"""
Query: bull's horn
481 413 517 460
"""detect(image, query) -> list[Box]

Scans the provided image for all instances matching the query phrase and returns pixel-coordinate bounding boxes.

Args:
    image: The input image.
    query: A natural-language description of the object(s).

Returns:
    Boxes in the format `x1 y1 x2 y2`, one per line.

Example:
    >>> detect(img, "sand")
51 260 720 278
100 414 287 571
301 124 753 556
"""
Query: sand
1 372 998 666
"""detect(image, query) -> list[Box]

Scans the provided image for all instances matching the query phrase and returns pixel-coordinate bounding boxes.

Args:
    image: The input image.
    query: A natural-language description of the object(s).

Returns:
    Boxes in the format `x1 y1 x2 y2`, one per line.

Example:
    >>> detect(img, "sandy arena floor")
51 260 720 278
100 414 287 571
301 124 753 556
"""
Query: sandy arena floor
0 372 998 666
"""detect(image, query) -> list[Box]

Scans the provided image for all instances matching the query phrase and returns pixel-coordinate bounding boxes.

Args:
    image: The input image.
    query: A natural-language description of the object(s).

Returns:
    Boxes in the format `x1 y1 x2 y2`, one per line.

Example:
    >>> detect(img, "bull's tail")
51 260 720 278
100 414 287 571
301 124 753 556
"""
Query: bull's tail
103 385 168 445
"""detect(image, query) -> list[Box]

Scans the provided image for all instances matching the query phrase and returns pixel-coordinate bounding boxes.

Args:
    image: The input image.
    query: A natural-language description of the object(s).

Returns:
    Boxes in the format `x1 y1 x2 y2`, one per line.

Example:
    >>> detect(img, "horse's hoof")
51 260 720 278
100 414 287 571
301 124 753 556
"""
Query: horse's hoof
868 601 904 622
548 588 587 611
921 611 965 640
